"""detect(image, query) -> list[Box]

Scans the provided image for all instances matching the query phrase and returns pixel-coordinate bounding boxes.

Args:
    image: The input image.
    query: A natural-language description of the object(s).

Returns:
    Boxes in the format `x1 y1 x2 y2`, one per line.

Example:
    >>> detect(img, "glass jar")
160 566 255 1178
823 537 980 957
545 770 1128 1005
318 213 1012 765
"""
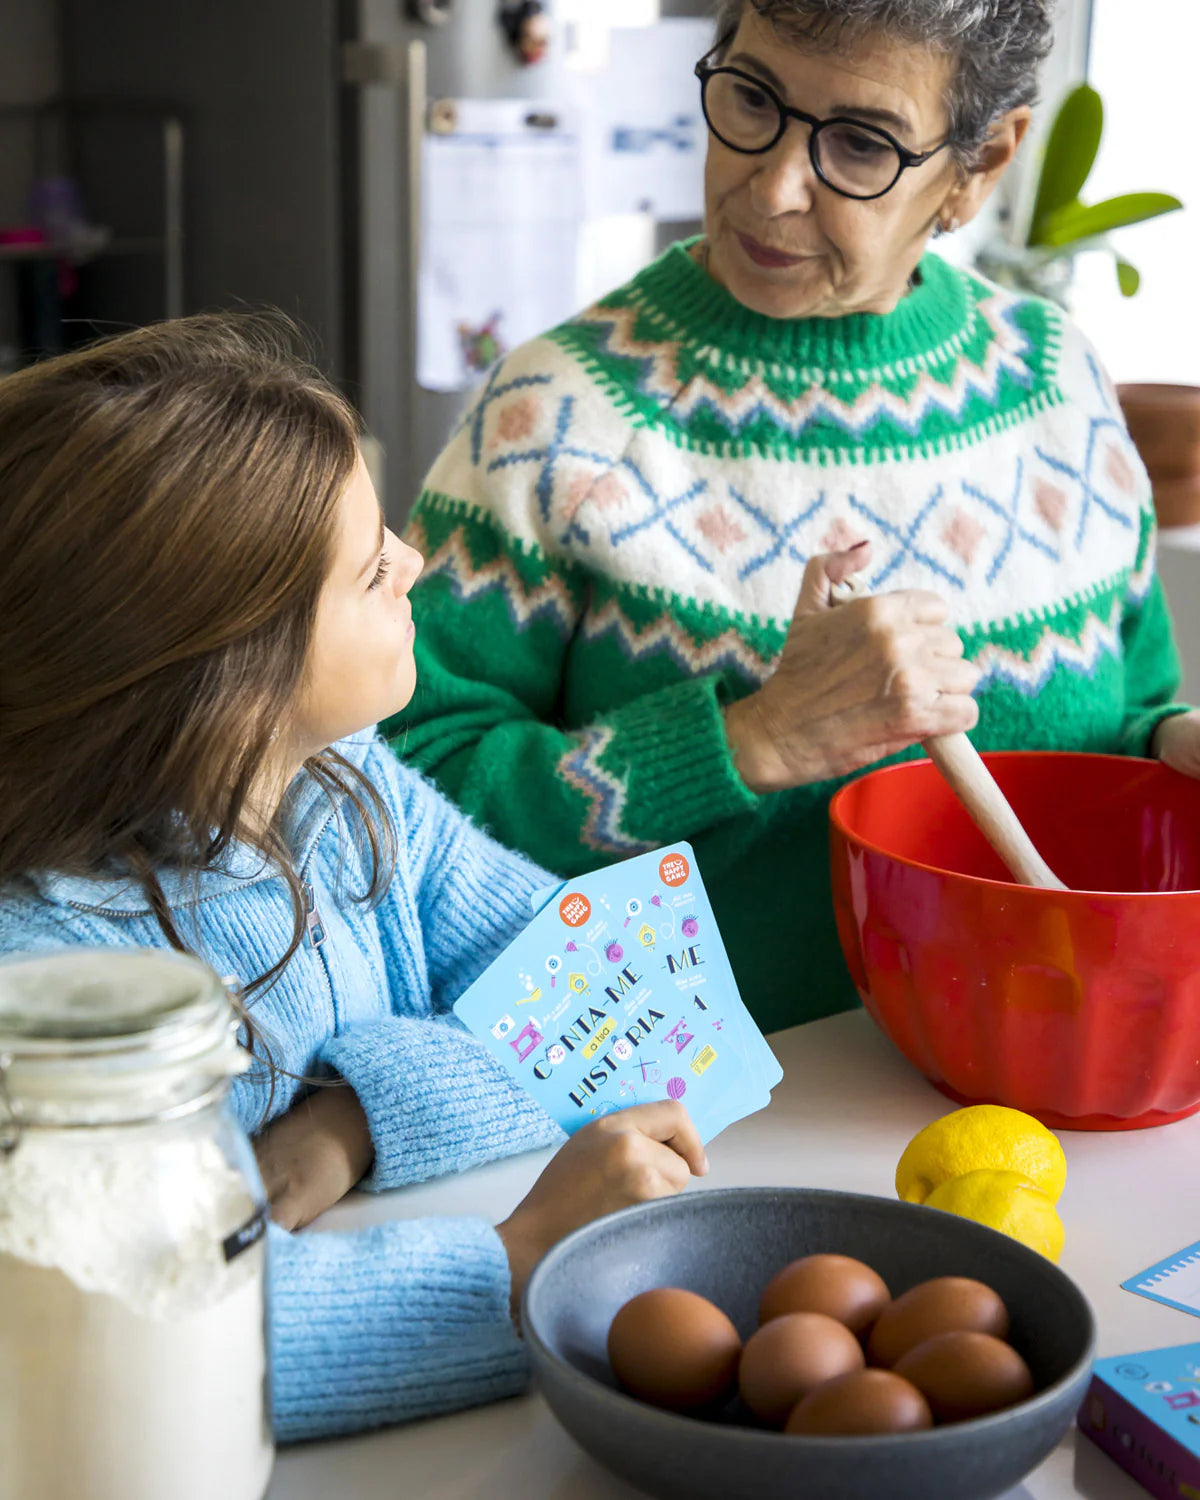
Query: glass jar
0 948 274 1500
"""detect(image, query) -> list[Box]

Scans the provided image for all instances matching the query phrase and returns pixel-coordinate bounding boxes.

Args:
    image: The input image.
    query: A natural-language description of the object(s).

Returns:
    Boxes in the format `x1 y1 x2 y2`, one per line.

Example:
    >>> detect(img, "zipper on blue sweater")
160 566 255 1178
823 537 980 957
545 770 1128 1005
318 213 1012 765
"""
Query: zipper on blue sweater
303 877 341 1029
303 881 326 948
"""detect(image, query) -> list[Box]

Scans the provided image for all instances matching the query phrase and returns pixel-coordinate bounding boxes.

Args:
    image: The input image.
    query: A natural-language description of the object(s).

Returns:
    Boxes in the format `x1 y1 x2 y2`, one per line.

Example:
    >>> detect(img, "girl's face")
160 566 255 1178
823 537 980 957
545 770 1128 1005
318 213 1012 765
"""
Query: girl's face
289 457 423 759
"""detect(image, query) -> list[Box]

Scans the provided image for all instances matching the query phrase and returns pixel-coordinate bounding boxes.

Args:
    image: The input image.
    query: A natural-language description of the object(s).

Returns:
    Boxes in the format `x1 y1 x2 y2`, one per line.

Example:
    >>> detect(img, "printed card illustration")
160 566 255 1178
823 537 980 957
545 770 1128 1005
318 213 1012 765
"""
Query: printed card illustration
454 844 781 1143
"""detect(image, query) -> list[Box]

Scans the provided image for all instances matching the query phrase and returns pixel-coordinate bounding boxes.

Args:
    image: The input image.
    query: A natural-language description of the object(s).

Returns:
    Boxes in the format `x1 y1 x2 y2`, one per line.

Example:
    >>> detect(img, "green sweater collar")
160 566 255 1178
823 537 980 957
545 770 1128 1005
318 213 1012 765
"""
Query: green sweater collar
628 238 970 373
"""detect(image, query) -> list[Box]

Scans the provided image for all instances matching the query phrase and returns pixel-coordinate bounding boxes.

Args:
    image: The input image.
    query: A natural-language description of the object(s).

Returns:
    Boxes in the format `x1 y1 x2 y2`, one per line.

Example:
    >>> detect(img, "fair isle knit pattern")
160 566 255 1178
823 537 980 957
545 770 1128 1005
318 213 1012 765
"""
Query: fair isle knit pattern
393 241 1184 1034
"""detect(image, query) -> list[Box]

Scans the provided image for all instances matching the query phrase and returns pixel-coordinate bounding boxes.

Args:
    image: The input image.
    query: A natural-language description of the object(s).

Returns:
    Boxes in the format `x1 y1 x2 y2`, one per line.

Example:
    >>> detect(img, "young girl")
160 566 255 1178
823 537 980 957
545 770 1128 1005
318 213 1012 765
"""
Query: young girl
0 315 707 1441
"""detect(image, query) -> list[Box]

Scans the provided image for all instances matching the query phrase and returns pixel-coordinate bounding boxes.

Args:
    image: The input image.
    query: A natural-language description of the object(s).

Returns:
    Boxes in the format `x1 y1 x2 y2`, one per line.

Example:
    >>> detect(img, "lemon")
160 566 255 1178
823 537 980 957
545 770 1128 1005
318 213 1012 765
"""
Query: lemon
924 1169 1066 1262
895 1105 1067 1206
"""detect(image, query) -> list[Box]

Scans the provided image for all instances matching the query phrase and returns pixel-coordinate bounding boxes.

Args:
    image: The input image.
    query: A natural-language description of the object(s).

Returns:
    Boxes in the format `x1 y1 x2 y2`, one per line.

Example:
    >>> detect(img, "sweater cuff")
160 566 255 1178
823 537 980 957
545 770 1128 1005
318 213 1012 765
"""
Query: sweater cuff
1120 702 1191 758
605 675 758 845
319 1015 564 1192
268 1217 526 1442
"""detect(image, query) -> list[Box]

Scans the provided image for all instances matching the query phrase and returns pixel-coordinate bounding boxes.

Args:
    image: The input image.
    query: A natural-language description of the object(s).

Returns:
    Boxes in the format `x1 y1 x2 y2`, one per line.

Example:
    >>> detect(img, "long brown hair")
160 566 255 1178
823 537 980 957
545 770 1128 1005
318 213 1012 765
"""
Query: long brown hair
0 313 395 1021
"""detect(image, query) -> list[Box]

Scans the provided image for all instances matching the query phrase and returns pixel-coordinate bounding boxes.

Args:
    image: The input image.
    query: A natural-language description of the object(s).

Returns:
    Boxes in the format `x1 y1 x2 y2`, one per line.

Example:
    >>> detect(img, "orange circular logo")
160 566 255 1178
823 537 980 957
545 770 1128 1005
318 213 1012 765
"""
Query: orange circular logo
659 852 690 888
559 892 591 928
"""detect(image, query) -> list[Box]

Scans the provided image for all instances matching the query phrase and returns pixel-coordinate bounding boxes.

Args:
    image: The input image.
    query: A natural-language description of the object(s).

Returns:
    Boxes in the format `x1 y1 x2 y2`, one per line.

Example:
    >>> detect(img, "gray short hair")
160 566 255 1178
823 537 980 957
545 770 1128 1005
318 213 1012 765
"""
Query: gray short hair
712 1 1055 162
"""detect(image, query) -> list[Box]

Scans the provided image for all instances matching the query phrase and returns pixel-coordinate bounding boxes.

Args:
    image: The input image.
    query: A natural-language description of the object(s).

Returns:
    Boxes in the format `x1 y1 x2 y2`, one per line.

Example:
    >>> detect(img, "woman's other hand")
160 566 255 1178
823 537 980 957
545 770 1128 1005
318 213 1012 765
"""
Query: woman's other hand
1153 710 1200 777
496 1101 707 1320
255 1083 375 1231
724 541 981 793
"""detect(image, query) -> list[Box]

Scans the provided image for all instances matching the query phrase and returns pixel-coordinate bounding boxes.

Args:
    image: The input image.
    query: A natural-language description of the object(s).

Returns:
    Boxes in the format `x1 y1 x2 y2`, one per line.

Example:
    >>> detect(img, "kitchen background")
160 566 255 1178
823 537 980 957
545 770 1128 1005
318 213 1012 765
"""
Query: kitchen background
1 0 1197 676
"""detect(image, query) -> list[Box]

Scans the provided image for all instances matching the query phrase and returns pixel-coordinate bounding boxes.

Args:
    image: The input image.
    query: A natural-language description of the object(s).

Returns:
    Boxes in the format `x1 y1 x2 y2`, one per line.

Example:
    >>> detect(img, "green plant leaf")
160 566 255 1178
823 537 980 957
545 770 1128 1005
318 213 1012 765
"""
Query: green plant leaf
1028 195 1083 248
1036 193 1184 247
1116 258 1141 296
1030 84 1104 235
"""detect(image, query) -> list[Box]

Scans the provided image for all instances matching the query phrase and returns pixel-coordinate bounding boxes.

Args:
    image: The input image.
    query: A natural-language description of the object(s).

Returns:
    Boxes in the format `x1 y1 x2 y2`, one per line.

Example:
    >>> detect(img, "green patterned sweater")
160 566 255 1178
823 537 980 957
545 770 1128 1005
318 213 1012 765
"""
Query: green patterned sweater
389 240 1185 1034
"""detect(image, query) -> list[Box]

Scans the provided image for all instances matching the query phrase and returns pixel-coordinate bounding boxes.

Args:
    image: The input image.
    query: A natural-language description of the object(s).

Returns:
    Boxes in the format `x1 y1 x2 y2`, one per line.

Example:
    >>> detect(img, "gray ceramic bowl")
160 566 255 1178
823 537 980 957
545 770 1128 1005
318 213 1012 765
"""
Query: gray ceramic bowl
523 1187 1095 1500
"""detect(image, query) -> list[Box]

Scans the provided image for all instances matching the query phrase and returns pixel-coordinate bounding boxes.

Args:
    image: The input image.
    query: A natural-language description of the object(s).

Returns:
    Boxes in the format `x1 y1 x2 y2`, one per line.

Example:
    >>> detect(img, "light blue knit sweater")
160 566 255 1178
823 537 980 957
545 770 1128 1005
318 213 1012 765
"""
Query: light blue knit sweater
0 730 565 1441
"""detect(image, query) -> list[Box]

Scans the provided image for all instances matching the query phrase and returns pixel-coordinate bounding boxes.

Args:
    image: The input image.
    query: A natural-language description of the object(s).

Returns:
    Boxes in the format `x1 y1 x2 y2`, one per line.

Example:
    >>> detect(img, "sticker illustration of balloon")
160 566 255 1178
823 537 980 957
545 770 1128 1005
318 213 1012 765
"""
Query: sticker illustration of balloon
667 1076 687 1100
624 897 642 928
605 941 625 964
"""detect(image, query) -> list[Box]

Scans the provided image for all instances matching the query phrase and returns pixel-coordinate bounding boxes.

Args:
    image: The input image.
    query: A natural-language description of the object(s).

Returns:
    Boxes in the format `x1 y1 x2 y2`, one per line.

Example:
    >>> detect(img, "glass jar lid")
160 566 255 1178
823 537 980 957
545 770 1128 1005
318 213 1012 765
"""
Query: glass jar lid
0 949 249 1142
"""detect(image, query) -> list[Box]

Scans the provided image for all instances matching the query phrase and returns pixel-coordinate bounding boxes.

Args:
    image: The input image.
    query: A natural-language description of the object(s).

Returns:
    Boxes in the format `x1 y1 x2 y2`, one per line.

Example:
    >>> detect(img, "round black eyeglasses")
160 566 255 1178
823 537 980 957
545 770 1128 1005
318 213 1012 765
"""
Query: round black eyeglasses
696 59 953 202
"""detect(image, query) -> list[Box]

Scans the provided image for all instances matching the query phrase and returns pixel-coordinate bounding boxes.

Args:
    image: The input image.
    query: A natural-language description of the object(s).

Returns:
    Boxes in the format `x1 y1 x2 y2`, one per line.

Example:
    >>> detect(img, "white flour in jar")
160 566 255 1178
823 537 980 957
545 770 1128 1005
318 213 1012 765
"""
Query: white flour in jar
0 1125 273 1500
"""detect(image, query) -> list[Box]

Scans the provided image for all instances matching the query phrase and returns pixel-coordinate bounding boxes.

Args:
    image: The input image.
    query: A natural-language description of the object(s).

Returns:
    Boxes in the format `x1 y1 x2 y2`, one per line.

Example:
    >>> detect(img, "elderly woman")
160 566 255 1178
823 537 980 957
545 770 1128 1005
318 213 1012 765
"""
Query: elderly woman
391 0 1197 1033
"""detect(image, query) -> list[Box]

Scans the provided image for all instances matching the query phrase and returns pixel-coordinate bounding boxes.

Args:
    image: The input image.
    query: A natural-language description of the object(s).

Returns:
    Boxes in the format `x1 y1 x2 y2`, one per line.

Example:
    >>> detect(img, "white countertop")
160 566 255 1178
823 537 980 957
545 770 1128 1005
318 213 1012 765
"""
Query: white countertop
268 1010 1199 1500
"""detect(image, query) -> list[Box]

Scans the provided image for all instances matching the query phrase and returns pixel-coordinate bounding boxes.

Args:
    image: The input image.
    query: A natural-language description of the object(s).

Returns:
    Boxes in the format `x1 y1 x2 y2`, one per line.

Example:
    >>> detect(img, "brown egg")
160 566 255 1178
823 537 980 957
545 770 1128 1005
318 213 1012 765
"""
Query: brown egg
758 1254 891 1335
866 1277 1010 1368
785 1369 934 1436
738 1312 866 1426
894 1331 1035 1423
607 1288 742 1411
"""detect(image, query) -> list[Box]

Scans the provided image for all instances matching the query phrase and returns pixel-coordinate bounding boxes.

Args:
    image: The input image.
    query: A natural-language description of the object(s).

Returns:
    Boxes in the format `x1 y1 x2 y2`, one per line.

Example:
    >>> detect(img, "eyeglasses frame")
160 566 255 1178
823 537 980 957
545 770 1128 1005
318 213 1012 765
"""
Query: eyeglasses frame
694 53 954 203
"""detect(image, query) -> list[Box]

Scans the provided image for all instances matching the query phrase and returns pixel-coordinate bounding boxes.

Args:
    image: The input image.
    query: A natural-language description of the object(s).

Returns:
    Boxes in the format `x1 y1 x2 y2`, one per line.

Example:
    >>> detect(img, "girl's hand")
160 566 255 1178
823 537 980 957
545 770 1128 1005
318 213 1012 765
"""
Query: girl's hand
1153 710 1200 777
496 1101 707 1320
724 541 980 794
254 1084 375 1231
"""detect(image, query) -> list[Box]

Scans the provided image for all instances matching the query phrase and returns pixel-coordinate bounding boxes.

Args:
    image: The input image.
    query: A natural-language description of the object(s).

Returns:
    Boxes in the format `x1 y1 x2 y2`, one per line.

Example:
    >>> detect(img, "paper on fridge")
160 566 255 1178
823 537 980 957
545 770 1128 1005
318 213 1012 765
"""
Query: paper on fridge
577 19 710 221
454 844 782 1144
417 98 584 393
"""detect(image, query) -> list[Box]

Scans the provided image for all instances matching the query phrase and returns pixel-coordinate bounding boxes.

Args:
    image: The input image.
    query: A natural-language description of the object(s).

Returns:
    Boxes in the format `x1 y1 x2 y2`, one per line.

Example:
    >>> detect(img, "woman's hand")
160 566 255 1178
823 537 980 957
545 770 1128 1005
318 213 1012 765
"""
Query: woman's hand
254 1083 375 1231
1153 710 1200 776
496 1101 707 1321
724 541 981 793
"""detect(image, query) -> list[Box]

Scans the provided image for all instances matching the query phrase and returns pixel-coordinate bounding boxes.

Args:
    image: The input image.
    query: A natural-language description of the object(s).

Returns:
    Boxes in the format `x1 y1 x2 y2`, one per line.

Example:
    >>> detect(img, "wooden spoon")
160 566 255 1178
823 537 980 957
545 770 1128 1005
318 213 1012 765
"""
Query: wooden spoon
830 577 1065 891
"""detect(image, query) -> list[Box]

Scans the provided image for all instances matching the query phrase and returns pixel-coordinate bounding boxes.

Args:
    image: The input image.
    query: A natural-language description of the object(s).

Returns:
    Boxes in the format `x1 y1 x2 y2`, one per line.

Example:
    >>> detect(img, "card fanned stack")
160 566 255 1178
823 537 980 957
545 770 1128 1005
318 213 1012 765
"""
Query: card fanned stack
454 844 782 1143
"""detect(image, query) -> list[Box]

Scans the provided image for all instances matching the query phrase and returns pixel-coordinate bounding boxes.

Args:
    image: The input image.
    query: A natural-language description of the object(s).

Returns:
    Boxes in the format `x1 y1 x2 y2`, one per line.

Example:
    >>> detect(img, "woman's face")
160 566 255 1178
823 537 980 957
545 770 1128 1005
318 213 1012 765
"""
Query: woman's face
290 457 423 758
704 9 1011 320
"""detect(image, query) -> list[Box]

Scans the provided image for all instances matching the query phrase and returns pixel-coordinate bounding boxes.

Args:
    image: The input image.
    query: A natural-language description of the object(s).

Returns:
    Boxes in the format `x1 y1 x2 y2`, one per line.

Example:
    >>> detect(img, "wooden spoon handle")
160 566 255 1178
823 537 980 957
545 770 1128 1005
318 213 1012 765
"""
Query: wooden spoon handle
828 572 1065 890
923 732 1066 891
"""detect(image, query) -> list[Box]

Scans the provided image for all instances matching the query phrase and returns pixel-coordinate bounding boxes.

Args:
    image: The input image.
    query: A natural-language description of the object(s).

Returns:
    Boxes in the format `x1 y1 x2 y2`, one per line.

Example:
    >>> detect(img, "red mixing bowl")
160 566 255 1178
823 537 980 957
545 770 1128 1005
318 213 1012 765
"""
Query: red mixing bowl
829 752 1200 1130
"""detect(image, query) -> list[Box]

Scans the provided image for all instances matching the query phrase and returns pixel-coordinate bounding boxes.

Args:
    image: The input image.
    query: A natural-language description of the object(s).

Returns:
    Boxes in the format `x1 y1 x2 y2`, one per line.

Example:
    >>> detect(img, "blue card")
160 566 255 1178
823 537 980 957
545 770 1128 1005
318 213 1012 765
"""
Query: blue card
526 847 782 1114
527 863 781 1105
454 844 780 1143
1124 1241 1200 1319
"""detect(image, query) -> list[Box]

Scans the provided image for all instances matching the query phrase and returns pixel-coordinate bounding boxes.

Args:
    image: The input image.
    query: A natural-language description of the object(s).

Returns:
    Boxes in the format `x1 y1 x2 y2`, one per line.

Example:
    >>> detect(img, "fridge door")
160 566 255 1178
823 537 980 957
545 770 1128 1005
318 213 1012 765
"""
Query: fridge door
351 0 576 523
349 0 714 524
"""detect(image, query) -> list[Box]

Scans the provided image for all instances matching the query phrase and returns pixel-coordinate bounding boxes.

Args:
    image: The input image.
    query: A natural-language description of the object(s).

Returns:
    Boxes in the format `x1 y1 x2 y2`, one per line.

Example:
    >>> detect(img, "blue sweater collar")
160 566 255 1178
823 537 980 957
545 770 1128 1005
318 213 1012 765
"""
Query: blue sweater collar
33 731 374 915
